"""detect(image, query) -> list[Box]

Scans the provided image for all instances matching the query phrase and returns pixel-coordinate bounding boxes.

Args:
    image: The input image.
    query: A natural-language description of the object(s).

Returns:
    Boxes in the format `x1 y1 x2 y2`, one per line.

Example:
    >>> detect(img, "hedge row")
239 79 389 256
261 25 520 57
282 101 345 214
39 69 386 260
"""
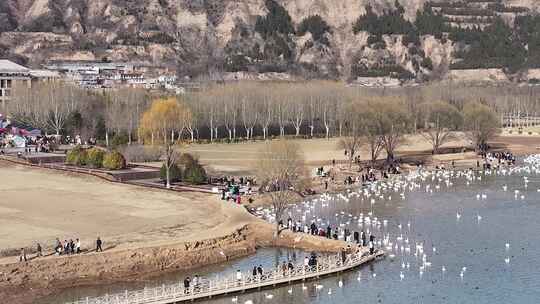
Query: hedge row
66 146 126 170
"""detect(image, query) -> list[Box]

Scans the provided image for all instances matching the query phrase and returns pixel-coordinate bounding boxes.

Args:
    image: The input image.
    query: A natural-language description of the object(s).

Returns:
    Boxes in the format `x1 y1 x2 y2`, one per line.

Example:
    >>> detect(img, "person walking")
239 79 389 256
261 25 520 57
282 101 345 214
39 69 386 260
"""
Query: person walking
75 238 81 254
96 237 103 252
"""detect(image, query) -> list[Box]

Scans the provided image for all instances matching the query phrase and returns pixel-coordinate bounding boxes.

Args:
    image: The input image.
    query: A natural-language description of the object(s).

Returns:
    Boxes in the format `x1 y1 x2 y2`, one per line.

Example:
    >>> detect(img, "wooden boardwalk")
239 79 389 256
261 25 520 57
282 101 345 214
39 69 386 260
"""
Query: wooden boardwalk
67 249 384 304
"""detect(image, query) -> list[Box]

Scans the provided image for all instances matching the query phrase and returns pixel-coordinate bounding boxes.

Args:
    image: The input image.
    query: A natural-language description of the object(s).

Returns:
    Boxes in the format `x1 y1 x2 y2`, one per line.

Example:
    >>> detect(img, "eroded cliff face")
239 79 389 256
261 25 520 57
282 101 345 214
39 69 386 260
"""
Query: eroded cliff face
0 0 534 81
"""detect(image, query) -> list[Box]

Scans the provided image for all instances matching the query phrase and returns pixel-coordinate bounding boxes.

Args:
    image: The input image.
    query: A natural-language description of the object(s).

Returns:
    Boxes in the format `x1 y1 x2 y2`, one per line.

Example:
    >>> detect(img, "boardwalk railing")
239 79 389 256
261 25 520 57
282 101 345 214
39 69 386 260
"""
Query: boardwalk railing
67 249 384 304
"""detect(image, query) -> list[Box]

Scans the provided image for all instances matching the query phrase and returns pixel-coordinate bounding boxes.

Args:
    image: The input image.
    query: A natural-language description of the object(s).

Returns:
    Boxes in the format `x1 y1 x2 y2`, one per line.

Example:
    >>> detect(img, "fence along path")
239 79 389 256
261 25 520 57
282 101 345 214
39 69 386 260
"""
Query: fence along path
67 249 384 304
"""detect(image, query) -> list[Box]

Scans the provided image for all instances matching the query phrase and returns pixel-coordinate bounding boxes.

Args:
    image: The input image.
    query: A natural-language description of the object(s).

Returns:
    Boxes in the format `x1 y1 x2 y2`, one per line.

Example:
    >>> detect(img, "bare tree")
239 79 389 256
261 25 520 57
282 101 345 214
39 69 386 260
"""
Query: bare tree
241 96 258 139
10 82 82 136
368 97 411 163
260 89 274 140
338 101 364 167
463 101 500 152
422 101 463 154
257 140 308 236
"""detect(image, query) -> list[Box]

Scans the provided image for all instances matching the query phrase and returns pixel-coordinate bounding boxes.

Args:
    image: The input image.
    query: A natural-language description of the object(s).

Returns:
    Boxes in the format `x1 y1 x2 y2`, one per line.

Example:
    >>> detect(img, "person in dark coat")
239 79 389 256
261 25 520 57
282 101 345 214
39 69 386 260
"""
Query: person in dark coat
183 277 191 293
326 226 332 239
361 230 366 246
96 237 103 252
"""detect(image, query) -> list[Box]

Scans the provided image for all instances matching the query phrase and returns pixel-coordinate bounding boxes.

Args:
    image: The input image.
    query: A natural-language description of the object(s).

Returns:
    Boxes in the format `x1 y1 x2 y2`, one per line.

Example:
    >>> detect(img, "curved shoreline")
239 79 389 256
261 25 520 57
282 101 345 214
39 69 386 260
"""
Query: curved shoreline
0 173 351 304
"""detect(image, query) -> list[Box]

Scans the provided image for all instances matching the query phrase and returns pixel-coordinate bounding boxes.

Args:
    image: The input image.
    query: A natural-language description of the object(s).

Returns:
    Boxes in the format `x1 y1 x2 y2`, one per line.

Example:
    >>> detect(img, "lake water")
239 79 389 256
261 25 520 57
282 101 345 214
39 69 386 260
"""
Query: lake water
42 159 540 304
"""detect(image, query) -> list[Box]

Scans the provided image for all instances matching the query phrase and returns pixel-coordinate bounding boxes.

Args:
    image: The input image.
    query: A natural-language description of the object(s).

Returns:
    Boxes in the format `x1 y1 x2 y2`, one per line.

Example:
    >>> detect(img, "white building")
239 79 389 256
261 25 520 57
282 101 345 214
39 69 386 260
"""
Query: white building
0 60 30 110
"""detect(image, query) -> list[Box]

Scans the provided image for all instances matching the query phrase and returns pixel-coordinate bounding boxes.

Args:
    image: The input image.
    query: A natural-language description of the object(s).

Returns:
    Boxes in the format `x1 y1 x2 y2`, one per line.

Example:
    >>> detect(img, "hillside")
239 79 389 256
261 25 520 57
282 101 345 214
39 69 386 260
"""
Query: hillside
0 0 539 82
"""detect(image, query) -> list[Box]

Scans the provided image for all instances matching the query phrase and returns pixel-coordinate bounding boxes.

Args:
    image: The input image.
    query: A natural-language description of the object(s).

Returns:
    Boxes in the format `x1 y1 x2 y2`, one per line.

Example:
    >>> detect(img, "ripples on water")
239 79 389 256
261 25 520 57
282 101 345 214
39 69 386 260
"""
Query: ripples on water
43 162 540 304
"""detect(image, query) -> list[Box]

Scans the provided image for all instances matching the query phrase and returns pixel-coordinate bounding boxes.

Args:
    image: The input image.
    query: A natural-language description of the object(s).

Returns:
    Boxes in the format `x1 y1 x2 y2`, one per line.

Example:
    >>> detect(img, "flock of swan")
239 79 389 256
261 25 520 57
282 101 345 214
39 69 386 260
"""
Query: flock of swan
238 154 540 303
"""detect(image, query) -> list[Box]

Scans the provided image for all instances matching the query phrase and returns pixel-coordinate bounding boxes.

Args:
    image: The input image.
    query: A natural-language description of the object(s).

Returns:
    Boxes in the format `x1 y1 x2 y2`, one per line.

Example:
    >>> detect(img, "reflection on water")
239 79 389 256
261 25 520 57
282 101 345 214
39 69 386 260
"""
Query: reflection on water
43 166 540 304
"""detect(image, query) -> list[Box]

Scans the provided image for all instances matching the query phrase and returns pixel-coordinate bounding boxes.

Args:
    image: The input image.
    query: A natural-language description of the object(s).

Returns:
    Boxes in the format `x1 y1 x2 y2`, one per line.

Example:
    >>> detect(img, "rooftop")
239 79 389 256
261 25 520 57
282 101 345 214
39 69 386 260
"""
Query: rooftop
0 60 29 73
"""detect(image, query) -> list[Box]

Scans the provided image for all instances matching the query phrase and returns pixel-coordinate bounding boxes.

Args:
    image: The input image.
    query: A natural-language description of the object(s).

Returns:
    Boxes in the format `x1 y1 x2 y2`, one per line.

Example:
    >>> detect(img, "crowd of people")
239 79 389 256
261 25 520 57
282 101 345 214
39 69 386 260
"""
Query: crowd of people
281 218 377 254
18 236 105 263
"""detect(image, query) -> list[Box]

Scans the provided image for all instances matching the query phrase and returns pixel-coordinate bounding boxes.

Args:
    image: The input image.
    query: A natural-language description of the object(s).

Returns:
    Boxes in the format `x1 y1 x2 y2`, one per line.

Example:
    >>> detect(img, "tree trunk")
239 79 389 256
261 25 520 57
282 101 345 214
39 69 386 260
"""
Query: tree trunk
325 125 330 139
166 165 171 189
105 131 109 147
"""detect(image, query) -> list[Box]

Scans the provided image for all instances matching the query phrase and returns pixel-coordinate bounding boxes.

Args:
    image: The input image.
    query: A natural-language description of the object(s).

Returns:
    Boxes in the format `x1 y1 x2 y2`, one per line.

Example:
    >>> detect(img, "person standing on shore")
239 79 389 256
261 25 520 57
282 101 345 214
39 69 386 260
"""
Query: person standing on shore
236 270 242 285
183 277 191 294
75 238 81 254
19 248 27 262
36 243 42 257
257 265 263 277
96 237 103 252
326 226 332 239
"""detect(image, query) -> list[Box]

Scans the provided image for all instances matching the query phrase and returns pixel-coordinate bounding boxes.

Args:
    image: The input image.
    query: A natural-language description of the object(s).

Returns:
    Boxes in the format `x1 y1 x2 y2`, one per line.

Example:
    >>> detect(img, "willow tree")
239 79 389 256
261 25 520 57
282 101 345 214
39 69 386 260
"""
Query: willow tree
422 101 463 154
139 97 191 188
257 140 308 236
463 101 500 152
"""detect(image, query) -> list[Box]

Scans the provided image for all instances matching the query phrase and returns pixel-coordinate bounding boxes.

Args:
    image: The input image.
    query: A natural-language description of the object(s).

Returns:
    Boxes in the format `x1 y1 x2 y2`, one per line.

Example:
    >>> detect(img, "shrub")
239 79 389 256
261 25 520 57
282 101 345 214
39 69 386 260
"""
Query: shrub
66 146 87 166
121 145 161 163
103 151 127 170
183 162 207 185
86 147 105 168
111 133 129 148
179 153 197 166
160 163 182 182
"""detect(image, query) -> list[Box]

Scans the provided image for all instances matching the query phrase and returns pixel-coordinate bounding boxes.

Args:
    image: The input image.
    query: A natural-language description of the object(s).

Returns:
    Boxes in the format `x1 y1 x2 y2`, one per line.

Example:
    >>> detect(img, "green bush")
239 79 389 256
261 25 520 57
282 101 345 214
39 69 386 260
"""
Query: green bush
86 148 105 168
160 163 182 183
103 151 127 170
111 133 129 148
66 146 87 166
179 153 197 166
183 162 207 185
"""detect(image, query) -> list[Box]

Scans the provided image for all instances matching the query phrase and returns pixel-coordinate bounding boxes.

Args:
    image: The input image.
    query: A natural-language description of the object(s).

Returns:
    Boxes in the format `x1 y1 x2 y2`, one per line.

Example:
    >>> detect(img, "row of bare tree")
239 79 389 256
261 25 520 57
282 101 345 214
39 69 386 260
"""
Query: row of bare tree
8 80 535 147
